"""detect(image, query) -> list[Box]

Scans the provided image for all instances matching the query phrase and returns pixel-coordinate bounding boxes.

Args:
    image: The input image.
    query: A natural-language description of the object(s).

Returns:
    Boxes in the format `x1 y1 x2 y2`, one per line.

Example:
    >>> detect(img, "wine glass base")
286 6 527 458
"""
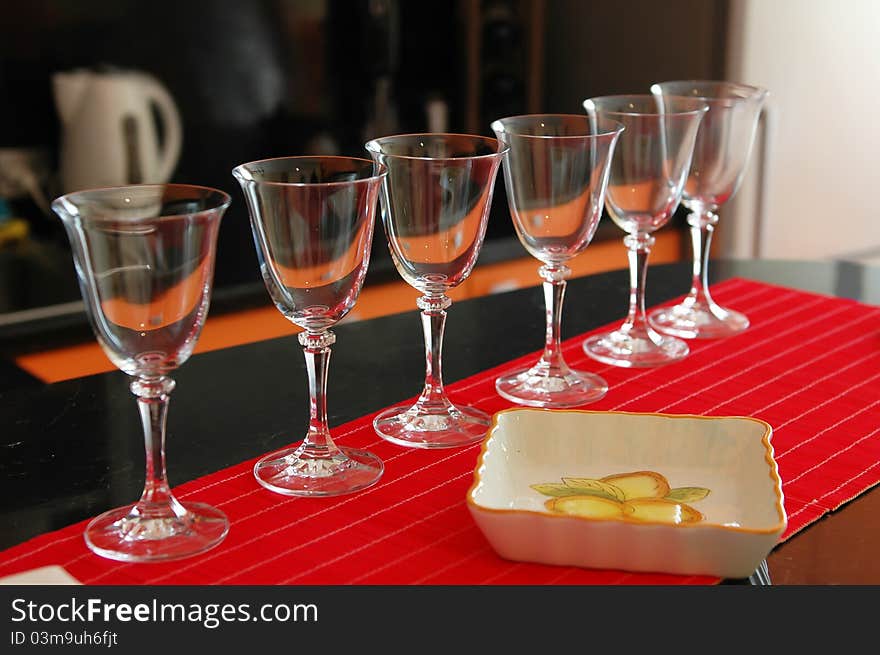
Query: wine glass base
84 502 229 562
495 366 607 408
373 403 490 449
583 329 689 368
254 446 384 497
649 303 749 339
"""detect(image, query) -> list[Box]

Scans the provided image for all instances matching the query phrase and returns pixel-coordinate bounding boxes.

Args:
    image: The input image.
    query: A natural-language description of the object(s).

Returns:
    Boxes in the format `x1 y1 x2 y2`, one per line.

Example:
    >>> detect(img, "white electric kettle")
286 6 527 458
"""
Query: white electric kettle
53 69 183 193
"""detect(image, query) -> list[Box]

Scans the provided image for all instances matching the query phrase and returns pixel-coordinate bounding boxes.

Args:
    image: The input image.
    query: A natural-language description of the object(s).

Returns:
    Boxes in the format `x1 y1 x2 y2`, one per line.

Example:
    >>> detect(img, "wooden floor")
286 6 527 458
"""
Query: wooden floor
15 231 684 382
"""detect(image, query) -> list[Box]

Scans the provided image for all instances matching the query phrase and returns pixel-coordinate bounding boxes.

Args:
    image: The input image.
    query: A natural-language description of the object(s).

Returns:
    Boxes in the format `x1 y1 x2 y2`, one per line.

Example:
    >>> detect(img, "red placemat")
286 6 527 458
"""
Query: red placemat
1 278 878 585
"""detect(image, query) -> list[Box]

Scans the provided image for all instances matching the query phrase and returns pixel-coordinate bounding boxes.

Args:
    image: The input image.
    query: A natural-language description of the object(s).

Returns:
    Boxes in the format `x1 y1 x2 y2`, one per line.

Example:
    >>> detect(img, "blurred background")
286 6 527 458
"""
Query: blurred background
0 0 877 376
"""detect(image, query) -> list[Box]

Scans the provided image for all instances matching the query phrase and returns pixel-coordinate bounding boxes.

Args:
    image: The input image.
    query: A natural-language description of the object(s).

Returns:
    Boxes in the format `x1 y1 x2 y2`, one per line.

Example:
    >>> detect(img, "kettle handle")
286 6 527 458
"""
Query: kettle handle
142 76 182 184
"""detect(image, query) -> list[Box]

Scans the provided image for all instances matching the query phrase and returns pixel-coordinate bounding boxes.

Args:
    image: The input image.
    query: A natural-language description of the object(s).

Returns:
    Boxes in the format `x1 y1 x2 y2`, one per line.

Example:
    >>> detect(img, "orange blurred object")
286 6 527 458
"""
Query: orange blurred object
15 231 684 383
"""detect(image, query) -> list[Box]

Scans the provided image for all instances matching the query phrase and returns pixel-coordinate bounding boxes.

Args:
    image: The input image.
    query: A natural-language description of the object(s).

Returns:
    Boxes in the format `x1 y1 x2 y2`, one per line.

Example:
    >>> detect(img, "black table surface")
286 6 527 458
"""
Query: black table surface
1 259 878 583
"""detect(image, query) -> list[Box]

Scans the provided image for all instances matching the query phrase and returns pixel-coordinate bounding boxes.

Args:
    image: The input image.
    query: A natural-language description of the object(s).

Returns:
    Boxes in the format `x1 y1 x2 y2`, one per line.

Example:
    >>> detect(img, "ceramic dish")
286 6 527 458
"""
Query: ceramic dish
466 408 786 579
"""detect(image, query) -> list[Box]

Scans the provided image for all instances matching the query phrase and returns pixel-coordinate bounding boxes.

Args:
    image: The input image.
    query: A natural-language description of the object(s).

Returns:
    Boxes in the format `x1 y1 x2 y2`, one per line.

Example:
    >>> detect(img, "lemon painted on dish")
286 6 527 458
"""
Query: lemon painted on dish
466 408 786 579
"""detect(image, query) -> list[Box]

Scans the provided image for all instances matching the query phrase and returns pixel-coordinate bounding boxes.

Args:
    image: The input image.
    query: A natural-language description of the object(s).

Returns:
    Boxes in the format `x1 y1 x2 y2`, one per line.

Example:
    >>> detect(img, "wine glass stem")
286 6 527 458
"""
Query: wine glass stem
623 232 655 332
538 264 571 369
130 376 185 517
299 331 340 455
416 295 452 406
687 209 720 304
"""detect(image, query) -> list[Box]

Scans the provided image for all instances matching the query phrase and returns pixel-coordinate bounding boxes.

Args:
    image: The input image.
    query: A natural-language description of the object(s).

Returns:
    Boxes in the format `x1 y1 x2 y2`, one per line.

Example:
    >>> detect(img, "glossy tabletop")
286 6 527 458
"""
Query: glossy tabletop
1 259 878 584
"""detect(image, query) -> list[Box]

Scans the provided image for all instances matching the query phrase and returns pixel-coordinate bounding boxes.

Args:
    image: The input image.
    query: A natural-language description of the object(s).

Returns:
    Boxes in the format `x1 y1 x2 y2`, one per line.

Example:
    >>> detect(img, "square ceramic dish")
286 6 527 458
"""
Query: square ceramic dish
467 408 786 579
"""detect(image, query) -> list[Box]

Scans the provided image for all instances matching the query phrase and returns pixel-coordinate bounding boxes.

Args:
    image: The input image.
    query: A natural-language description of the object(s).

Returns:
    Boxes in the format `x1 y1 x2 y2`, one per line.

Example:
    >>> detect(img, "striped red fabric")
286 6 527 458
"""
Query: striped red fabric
1 278 878 585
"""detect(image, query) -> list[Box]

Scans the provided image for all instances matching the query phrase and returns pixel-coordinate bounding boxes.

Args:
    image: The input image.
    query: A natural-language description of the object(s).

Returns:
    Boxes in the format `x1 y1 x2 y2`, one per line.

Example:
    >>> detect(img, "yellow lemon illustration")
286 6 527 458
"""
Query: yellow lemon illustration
601 471 670 500
535 470 710 524
621 498 703 524
545 495 624 519
561 477 626 501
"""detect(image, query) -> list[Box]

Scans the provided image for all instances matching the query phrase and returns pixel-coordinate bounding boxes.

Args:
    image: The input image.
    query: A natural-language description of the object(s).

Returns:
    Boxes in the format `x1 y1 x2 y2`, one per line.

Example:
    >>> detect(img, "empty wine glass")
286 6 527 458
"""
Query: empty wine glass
365 134 506 448
52 184 231 562
648 80 767 339
582 95 707 367
490 114 623 407
233 156 386 495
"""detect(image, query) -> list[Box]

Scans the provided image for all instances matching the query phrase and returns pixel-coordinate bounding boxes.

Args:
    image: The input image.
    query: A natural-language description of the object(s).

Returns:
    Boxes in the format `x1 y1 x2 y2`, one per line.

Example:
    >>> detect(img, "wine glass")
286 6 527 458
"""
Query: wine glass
52 184 231 562
232 156 386 495
647 80 768 339
581 94 707 367
490 114 623 407
365 134 506 448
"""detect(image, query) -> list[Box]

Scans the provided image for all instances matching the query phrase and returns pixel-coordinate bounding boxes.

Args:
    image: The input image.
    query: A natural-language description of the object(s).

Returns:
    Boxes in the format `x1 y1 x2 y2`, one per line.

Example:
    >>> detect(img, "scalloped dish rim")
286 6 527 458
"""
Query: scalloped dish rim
466 408 787 535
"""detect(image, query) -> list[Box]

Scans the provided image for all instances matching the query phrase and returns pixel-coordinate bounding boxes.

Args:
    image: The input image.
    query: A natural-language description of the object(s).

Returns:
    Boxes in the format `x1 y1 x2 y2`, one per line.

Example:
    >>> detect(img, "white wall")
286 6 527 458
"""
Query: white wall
723 0 880 263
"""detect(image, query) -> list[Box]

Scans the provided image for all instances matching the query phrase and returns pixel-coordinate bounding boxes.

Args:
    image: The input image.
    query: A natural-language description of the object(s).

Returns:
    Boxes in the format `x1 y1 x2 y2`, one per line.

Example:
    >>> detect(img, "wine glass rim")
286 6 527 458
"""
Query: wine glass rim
52 183 232 225
490 113 625 139
364 132 508 160
232 155 387 187
651 79 769 103
584 94 709 118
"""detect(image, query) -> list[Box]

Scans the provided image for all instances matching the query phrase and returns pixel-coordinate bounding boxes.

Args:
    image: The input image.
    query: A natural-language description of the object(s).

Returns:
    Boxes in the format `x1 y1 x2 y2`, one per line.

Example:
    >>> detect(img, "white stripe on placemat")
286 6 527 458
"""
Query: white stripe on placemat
463 291 831 408
699 343 880 415
447 279 781 400
210 471 473 585
655 322 879 412
775 396 880 459
723 358 880 422
0 534 82 569
280 500 466 584
784 425 880 487
212 443 420 511
0 280 857 585
106 450 479 584
786 459 880 522
410 544 494 585
61 434 429 573
346 523 478 584
609 302 861 411
479 562 527 585
178 429 390 500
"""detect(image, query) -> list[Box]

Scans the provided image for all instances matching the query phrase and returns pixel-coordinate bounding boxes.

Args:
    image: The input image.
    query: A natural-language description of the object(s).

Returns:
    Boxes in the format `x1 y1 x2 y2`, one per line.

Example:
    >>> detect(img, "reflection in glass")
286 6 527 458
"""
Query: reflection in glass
491 115 623 407
53 184 230 562
582 95 706 367
233 156 386 495
365 134 505 448
648 80 768 339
